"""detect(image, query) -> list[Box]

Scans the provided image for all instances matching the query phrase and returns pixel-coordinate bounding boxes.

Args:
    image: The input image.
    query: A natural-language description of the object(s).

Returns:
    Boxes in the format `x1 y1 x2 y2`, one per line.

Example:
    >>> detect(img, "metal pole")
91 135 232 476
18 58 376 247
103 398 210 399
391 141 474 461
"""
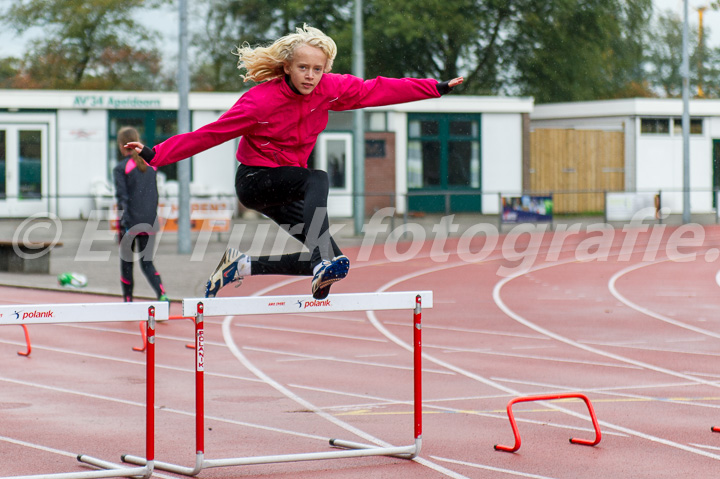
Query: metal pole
177 0 192 253
352 0 365 235
681 0 691 224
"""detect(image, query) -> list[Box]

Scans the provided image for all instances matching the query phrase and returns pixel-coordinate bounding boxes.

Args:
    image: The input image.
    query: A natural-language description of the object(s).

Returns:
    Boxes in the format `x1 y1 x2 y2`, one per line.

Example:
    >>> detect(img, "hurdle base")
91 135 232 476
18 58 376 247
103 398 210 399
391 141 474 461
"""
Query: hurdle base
202 443 420 468
329 437 421 459
124 440 419 476
122 453 203 476
73 454 153 479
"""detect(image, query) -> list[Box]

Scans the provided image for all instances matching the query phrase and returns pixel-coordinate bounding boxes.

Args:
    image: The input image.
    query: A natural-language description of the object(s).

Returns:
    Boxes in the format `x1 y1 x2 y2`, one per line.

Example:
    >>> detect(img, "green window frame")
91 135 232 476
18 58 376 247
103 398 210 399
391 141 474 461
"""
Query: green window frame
407 113 482 212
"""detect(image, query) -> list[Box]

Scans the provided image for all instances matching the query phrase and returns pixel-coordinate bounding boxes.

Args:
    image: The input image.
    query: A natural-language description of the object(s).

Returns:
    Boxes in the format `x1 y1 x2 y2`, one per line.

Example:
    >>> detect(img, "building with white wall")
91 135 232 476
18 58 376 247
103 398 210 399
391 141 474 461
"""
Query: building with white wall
0 89 532 219
532 98 720 214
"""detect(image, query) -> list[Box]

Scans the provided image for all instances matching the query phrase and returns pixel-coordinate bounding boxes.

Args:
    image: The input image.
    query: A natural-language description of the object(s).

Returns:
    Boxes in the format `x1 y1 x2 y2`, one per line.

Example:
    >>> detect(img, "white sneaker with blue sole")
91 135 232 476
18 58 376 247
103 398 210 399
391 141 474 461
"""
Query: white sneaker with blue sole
311 255 350 300
205 248 246 298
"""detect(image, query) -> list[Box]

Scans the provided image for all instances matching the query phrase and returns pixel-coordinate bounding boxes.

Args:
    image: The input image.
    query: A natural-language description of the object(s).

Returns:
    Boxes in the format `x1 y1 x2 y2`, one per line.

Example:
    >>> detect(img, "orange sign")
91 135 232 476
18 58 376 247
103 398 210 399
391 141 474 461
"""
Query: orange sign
110 199 235 233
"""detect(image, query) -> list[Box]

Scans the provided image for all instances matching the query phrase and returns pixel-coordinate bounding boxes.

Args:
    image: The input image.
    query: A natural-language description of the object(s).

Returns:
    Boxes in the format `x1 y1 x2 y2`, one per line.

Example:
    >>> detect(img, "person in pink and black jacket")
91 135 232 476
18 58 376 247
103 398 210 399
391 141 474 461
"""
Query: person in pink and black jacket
125 24 463 300
114 126 169 303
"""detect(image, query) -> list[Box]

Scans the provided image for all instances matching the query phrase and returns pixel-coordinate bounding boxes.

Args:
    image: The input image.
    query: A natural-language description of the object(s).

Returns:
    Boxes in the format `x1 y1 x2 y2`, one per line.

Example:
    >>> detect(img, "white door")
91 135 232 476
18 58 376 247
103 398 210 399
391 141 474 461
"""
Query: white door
316 132 353 217
0 124 49 217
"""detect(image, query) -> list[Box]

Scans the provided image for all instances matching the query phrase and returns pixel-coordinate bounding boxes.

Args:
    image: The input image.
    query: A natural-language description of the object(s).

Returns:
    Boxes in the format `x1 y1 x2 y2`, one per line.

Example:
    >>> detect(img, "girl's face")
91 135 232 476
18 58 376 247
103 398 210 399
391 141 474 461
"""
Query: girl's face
284 44 327 95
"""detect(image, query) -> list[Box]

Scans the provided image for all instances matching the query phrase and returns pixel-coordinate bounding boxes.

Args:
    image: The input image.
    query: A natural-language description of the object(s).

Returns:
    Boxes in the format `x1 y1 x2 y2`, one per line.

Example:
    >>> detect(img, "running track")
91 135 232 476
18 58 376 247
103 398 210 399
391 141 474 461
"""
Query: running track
3 224 720 478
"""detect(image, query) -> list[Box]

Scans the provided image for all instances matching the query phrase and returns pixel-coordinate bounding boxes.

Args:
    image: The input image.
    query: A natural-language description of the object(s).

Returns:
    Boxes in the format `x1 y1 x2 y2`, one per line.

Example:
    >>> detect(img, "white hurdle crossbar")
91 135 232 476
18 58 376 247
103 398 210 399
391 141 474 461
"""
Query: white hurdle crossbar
0 301 169 479
123 291 432 475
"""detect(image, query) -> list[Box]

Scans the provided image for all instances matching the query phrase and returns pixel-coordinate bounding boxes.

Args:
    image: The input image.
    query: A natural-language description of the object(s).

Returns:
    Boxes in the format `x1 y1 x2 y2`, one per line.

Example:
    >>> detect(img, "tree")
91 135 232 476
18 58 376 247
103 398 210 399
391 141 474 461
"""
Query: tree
508 0 654 103
359 0 523 94
0 57 22 88
643 10 720 99
1 0 169 90
190 0 352 91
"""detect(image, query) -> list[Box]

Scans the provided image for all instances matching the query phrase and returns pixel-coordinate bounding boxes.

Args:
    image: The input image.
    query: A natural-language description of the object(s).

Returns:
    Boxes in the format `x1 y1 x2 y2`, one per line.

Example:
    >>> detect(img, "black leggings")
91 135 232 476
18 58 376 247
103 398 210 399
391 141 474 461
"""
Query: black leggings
119 232 165 302
235 164 343 276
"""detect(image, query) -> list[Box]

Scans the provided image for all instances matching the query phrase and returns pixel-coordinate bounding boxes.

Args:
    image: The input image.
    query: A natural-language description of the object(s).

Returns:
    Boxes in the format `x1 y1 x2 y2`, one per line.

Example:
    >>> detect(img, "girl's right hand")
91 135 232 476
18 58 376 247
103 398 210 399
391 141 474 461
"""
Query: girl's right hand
124 141 145 153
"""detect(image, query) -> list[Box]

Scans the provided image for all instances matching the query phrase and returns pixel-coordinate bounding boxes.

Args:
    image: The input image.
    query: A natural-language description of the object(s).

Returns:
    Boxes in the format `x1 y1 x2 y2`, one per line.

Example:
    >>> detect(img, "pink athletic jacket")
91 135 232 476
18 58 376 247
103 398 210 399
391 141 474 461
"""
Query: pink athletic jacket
149 73 441 169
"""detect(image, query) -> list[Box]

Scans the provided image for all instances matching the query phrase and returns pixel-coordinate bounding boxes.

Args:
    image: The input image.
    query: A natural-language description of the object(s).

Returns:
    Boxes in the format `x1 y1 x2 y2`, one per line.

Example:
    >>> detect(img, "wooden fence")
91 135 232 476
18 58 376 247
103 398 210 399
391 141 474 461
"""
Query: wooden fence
530 129 625 213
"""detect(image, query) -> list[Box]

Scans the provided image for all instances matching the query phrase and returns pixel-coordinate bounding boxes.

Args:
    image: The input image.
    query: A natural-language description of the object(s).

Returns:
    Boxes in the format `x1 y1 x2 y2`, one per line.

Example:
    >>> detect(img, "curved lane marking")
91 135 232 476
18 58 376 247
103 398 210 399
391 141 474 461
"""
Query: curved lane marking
609 259 720 340
365 258 720 461
221 269 472 479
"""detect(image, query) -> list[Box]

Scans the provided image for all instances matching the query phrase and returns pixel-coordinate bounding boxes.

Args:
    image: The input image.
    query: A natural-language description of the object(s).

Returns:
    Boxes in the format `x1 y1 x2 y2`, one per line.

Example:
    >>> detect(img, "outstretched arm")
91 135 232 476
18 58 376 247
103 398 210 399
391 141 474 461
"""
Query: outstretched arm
330 74 465 111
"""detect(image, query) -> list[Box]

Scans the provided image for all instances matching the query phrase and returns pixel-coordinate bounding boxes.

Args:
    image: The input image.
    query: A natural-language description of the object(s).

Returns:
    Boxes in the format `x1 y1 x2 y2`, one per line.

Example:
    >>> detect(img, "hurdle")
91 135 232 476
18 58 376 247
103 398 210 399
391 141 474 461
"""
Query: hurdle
494 393 602 453
123 291 431 475
0 300 169 479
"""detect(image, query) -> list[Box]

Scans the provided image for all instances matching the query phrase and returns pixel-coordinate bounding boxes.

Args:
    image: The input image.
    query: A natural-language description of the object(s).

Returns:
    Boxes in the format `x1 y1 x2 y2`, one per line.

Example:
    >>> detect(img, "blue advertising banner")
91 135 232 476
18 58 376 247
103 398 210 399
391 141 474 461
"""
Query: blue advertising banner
501 195 553 223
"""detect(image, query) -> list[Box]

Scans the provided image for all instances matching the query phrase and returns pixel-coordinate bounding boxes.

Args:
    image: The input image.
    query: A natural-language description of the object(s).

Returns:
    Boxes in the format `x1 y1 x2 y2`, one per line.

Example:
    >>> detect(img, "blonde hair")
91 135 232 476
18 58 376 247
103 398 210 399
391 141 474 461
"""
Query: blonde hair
235 24 337 83
117 126 148 173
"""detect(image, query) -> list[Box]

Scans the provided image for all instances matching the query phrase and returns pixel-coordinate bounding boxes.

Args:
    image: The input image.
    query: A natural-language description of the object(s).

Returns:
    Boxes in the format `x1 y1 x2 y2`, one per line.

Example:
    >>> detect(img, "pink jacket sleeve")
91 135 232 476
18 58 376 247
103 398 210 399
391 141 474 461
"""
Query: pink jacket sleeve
328 75 441 111
149 99 258 167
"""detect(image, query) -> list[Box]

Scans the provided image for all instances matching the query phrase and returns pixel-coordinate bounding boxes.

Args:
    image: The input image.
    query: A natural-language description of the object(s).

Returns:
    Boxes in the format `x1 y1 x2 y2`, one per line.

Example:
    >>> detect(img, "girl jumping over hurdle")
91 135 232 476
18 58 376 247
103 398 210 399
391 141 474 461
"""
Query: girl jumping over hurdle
126 24 463 300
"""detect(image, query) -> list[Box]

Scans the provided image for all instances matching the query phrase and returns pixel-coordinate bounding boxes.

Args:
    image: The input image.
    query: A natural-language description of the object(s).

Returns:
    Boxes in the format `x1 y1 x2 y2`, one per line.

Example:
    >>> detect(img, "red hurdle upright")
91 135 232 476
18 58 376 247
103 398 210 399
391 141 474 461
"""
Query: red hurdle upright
494 392 602 453
123 291 430 476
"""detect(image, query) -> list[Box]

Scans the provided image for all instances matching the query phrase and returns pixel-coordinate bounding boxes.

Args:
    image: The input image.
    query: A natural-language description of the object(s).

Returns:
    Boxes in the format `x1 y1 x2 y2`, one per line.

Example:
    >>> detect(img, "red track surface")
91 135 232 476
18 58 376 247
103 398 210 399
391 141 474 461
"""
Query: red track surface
3 225 720 478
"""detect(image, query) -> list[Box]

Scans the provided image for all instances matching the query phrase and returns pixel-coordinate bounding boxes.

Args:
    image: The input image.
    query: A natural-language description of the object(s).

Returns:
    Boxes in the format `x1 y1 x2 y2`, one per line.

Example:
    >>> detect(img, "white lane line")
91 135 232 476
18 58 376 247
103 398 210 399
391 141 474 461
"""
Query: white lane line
425 343 641 370
431 456 559 479
490 260 720 459
578 340 720 358
691 443 720 452
0 338 262 383
492 377 720 410
243 345 455 375
494 377 709 394
10 323 228 348
364 259 720 461
494 260 720 388
233 323 388 343
0 435 180 479
609 261 720 340
0 376 332 442
288 382 628 438
221 263 493 479
222 315 471 479
686 371 720 379
382 321 550 340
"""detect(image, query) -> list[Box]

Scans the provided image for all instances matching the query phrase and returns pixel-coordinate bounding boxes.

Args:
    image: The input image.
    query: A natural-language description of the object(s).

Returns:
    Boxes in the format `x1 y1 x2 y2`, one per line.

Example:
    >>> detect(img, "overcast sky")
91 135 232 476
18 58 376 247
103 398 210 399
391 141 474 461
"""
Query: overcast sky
0 1 717 64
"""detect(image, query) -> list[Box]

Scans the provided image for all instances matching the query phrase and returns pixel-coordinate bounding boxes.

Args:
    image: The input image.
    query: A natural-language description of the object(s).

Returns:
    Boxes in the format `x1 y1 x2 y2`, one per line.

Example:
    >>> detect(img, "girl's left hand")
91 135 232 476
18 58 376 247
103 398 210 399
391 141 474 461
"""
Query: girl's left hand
449 77 464 88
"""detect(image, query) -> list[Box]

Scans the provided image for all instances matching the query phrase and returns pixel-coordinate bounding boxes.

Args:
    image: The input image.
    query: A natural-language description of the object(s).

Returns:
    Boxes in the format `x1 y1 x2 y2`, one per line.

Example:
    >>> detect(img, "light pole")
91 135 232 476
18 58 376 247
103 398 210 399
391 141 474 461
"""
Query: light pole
177 0 191 253
681 0 691 224
352 0 365 235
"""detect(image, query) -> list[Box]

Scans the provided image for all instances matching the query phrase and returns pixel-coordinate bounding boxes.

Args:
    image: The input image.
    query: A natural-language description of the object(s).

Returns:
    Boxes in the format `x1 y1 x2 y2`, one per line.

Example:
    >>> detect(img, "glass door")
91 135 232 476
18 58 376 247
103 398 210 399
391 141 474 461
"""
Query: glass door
714 139 720 209
0 124 48 217
407 113 481 213
312 132 353 217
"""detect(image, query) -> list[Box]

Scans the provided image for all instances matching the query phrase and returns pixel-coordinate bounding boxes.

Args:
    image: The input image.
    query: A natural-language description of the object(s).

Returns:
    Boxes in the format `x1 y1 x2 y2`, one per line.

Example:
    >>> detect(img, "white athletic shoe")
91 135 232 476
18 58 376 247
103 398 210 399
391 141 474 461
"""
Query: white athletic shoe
311 255 350 300
205 248 246 298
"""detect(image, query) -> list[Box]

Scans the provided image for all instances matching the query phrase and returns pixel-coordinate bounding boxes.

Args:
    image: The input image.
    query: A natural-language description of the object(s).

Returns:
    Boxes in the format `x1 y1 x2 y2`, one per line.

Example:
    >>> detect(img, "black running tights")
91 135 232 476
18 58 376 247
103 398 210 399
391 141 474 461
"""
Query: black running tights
235 164 343 276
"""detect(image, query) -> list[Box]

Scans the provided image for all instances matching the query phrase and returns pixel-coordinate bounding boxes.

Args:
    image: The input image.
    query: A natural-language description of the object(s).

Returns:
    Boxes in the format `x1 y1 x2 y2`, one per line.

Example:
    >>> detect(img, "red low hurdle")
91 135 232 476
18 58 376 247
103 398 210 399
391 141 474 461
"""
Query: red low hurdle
0 301 169 479
494 393 602 453
123 291 431 475
18 325 31 356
